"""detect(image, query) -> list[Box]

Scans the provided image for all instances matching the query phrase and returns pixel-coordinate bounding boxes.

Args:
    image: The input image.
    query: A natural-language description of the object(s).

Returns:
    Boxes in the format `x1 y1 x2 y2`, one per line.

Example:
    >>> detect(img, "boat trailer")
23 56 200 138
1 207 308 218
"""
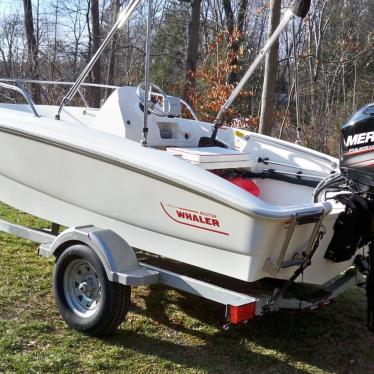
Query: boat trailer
0 217 365 334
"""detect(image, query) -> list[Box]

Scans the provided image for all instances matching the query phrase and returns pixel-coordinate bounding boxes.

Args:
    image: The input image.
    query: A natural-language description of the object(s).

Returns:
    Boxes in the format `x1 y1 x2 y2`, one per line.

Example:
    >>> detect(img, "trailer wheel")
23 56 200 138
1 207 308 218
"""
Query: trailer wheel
53 244 131 336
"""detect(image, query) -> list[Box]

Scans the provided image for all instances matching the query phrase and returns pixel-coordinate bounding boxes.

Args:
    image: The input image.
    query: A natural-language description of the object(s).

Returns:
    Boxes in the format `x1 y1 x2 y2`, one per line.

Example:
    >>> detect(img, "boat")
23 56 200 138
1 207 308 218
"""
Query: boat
0 0 373 335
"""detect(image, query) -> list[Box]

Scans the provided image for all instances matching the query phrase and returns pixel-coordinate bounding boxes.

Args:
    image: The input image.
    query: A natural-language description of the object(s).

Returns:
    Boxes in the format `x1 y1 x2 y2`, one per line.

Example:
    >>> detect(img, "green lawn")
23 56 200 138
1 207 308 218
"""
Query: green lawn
0 203 373 373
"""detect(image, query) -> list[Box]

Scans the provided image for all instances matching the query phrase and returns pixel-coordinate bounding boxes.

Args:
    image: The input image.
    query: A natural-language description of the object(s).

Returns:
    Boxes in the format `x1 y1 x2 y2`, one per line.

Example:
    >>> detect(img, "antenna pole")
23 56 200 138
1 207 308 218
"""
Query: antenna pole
141 0 153 146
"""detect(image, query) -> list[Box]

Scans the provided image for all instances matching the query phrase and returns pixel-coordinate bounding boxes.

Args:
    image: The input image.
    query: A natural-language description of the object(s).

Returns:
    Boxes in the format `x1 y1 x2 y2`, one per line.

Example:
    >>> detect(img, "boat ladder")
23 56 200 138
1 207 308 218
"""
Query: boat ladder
263 210 325 275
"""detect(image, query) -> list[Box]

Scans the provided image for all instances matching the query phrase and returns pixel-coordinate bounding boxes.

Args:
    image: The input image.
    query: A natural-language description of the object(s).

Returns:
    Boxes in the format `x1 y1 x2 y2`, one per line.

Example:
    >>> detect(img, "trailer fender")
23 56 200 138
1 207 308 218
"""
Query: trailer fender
39 225 159 286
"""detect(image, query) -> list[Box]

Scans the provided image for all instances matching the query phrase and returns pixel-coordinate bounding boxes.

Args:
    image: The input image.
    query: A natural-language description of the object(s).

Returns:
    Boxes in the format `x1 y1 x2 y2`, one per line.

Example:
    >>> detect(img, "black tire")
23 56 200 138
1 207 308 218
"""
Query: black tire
53 244 131 336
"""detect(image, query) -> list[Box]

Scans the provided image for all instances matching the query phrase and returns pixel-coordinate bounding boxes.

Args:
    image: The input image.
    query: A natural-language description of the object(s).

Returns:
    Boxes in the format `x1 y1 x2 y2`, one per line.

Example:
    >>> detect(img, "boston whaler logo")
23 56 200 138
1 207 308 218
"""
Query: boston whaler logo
160 203 229 236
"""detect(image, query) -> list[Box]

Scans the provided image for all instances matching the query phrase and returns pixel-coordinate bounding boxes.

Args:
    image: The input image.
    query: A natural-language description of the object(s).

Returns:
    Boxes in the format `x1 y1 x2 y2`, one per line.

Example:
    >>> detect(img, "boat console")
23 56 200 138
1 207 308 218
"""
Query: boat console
89 86 204 148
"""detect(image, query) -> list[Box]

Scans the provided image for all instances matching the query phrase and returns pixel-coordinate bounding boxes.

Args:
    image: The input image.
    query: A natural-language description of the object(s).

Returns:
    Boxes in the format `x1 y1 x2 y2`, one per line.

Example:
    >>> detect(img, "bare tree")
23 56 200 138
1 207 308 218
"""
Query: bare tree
183 0 202 100
90 0 101 107
106 0 121 89
22 0 41 102
0 0 369 153
259 0 281 135
0 15 23 78
222 0 248 84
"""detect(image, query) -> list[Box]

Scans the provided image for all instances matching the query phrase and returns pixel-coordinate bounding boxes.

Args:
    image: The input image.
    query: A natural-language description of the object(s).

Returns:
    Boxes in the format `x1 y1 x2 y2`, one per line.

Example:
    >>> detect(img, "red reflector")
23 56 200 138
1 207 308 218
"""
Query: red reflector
226 177 260 197
227 303 256 324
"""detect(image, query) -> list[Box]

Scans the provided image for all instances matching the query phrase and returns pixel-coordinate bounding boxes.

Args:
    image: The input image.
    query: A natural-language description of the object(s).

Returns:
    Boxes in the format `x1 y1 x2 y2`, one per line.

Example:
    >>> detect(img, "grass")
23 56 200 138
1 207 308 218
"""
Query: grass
0 203 373 374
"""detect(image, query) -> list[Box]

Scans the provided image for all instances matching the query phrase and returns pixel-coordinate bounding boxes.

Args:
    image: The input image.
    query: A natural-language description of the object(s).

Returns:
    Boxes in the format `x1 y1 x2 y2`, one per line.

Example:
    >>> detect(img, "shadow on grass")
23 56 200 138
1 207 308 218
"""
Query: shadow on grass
101 285 372 373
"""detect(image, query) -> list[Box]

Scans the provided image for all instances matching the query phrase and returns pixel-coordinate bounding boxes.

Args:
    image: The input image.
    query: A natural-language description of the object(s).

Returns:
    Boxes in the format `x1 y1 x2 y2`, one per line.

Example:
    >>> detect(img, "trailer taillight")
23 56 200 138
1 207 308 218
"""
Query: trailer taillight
226 302 256 324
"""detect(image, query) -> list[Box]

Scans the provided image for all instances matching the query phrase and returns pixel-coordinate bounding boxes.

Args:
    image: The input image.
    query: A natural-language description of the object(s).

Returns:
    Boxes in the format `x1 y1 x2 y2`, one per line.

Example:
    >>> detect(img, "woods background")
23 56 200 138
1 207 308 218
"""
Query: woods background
0 0 373 155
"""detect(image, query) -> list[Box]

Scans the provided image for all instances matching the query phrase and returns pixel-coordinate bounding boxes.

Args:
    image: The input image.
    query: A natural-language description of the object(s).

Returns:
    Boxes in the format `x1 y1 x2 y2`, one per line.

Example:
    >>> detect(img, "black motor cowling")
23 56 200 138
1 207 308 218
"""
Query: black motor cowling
340 104 374 187
337 105 374 334
325 194 373 262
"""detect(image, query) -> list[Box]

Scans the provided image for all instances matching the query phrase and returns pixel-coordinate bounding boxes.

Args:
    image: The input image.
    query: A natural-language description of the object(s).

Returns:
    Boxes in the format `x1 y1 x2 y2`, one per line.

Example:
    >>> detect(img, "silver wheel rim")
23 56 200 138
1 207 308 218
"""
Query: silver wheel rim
63 259 102 318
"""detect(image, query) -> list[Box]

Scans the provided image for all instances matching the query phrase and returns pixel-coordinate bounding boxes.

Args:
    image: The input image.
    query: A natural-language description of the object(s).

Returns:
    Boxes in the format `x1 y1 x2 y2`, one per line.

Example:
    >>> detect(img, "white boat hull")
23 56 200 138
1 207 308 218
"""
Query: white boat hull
0 114 354 285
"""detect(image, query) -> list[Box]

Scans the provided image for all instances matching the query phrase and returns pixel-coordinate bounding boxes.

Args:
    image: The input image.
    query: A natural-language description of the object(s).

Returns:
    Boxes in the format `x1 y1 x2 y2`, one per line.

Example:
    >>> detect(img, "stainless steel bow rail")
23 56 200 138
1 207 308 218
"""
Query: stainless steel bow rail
0 78 199 120
0 79 119 116
0 78 120 90
0 215 362 328
0 81 40 117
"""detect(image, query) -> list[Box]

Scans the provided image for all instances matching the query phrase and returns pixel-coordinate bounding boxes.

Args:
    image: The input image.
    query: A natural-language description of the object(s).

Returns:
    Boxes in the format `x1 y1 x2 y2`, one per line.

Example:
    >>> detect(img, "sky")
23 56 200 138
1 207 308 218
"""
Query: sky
0 1 64 18
0 0 19 13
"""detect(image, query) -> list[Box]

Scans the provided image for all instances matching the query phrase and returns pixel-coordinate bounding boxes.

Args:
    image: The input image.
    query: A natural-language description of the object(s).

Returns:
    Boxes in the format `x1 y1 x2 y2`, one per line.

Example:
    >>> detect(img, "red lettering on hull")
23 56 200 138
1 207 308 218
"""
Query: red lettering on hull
175 210 221 227
161 203 228 236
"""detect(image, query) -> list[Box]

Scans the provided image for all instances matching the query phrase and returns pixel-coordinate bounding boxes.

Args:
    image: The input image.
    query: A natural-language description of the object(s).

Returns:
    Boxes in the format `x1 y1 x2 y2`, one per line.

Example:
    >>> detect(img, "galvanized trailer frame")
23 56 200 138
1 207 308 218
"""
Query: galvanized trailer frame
0 217 363 326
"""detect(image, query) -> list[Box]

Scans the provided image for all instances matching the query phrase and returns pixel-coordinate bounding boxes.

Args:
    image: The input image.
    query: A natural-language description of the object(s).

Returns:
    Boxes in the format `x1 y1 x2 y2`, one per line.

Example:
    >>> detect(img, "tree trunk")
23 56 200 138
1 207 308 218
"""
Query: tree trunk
222 0 234 33
22 0 41 102
223 0 248 84
107 0 120 86
183 0 201 100
259 0 281 136
90 0 101 107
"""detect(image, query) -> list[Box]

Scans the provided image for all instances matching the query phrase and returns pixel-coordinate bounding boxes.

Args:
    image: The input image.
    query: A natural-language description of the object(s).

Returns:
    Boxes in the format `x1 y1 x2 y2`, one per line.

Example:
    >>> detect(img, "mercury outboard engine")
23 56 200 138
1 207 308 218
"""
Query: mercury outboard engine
340 104 374 333
340 104 374 186
315 104 374 333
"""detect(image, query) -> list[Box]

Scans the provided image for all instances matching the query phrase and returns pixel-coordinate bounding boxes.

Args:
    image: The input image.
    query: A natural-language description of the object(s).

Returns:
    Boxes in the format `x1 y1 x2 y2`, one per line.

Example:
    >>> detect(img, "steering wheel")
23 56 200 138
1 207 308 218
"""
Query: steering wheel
136 82 171 117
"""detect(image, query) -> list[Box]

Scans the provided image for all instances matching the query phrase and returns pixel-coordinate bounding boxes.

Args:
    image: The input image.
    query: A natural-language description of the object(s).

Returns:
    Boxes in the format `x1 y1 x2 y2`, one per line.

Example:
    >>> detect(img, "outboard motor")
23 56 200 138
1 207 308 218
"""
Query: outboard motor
341 104 374 333
322 104 374 333
340 104 374 187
